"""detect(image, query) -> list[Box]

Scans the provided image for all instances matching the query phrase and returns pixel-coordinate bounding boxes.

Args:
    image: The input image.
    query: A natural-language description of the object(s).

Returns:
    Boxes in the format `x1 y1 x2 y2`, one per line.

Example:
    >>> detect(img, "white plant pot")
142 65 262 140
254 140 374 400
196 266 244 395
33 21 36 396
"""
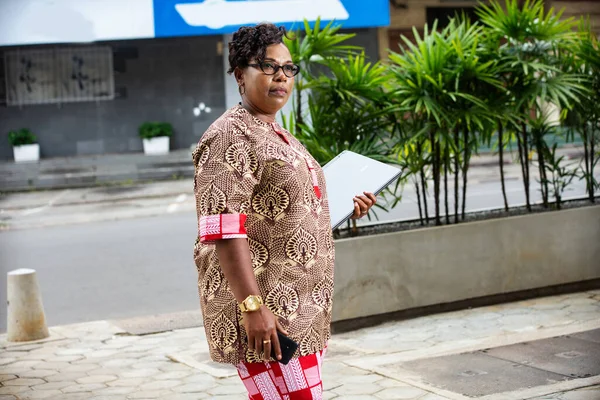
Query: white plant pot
13 143 40 163
142 137 170 155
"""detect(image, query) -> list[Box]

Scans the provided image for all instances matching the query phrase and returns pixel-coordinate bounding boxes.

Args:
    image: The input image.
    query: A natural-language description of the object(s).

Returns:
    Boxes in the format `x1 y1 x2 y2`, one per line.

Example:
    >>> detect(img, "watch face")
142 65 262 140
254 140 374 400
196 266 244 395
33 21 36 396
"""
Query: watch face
247 297 258 309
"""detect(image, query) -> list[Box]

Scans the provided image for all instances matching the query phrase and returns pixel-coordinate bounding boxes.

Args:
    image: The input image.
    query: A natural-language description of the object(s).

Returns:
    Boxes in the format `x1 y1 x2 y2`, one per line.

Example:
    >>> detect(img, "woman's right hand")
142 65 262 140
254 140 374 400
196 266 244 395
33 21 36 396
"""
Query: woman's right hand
243 306 288 362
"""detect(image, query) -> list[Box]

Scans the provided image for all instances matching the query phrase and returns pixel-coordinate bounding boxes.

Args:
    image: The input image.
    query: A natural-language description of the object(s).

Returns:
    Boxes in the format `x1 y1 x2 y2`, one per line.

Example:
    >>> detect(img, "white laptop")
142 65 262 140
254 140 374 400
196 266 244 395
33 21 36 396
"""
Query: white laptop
322 151 403 230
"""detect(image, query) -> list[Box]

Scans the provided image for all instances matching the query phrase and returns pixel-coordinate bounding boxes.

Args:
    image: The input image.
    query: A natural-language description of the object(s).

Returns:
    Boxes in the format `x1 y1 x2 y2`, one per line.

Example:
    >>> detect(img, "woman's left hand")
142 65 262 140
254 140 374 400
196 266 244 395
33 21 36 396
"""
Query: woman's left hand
351 192 377 219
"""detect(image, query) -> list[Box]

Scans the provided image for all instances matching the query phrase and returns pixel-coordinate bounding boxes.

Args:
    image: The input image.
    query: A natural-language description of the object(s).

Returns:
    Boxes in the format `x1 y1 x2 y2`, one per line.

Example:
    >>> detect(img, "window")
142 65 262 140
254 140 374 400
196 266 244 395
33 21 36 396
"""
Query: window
4 45 114 106
426 7 479 29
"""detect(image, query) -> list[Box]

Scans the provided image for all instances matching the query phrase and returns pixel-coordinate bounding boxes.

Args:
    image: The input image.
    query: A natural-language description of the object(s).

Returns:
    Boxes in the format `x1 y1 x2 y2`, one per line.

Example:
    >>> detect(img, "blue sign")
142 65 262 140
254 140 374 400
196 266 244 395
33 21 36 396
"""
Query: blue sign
153 0 390 38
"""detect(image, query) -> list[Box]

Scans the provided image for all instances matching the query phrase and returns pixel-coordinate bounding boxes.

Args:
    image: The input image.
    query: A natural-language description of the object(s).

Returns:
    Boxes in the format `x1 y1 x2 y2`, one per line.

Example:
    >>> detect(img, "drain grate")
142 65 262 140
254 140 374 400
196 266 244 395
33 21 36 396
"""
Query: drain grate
389 329 600 397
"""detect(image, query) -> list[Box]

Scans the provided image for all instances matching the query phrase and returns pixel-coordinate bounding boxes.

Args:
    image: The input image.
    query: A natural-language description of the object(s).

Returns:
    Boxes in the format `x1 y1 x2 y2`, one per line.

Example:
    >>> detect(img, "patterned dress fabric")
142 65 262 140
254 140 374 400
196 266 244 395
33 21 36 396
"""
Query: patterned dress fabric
237 348 326 400
193 105 335 365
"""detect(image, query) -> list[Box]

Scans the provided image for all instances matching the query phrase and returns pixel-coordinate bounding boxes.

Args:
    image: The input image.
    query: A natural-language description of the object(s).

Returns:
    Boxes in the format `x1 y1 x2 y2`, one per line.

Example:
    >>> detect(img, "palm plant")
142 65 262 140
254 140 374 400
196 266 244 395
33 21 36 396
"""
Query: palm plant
388 18 500 225
562 19 600 203
283 20 402 231
283 18 359 135
477 0 587 211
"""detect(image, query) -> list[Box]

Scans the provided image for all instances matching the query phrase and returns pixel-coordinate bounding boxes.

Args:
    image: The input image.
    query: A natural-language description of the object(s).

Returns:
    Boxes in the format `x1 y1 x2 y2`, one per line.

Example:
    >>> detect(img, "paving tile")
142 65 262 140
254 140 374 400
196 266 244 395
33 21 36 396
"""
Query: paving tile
0 386 29 395
377 380 412 389
61 383 107 393
55 348 92 356
153 370 192 380
558 386 600 400
118 369 161 378
101 359 138 368
18 370 58 379
11 353 48 361
86 368 122 376
164 394 209 400
333 383 383 396
419 394 450 400
138 379 180 390
4 361 41 370
183 373 217 385
19 389 64 399
174 382 217 393
94 386 136 396
157 362 191 372
55 393 97 400
106 378 148 387
62 363 100 373
126 389 173 399
210 396 247 400
0 351 29 358
338 374 383 384
0 375 18 383
2 378 45 386
42 355 84 362
374 386 429 399
76 375 118 384
207 384 247 395
31 382 74 391
33 361 71 370
45 372 88 382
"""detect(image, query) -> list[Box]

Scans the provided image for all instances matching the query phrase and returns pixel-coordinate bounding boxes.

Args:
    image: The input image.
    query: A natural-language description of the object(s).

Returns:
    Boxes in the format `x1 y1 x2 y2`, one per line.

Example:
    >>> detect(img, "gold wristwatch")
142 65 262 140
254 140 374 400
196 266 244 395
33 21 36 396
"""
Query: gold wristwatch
239 295 263 313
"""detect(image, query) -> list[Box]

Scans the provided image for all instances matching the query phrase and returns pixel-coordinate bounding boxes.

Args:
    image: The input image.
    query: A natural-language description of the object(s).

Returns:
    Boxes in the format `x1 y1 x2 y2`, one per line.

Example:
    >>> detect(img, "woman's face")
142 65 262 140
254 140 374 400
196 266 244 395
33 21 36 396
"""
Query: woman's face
237 43 295 116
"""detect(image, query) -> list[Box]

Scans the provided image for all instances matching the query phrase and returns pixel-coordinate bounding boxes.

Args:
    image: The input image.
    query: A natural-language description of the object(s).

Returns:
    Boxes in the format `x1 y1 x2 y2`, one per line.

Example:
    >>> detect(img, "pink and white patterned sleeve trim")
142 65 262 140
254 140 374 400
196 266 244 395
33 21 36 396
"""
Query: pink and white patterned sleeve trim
199 214 248 244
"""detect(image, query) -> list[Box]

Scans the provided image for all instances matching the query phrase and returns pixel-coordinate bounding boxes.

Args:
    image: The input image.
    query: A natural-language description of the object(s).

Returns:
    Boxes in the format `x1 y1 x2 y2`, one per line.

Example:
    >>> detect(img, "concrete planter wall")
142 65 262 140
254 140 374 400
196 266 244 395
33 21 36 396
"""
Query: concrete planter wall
332 206 600 323
142 137 170 155
13 143 40 163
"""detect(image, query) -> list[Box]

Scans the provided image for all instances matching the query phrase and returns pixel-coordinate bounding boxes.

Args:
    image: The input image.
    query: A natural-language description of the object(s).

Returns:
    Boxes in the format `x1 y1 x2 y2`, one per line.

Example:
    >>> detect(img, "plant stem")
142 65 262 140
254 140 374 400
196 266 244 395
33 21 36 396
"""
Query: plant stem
583 124 591 200
415 179 424 225
431 129 441 226
498 121 509 211
536 133 548 208
454 126 460 223
519 121 531 211
444 141 450 225
418 142 430 224
591 124 596 203
461 128 470 220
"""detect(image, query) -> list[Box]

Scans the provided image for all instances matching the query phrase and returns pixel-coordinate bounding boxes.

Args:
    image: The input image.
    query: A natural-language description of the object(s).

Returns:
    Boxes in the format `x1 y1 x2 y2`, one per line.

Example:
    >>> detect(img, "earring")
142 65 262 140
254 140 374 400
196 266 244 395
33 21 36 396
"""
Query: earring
238 85 246 95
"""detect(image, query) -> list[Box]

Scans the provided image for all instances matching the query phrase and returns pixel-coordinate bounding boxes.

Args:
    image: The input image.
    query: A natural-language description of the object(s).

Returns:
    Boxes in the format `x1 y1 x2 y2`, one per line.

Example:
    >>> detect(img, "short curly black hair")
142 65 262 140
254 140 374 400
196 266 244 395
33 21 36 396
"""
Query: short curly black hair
227 23 288 75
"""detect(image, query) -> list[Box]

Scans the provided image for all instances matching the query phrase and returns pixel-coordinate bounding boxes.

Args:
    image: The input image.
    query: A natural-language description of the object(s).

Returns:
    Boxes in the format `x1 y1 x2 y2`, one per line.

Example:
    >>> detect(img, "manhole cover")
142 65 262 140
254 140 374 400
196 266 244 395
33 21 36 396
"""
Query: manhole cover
484 335 600 378
389 329 600 397
398 352 569 397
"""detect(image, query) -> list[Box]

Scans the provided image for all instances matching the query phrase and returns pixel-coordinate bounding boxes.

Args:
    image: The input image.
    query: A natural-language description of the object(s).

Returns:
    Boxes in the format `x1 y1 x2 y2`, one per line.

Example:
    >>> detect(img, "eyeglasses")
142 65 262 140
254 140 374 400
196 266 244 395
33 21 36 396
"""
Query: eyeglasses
248 61 300 78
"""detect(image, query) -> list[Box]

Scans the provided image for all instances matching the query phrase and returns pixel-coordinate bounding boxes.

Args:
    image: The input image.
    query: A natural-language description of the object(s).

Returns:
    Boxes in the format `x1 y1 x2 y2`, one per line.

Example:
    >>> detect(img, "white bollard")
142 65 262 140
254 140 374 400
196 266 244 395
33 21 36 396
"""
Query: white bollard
7 268 49 342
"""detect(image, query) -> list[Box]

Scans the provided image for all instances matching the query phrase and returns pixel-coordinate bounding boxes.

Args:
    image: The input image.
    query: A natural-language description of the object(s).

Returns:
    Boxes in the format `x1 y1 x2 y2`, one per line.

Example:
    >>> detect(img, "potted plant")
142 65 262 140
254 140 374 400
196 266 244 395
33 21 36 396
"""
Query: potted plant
139 122 173 155
8 128 40 163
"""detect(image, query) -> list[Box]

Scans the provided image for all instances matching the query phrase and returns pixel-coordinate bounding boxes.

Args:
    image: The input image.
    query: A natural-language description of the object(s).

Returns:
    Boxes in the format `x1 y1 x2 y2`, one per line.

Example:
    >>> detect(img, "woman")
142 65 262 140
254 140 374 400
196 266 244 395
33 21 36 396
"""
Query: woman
193 23 376 400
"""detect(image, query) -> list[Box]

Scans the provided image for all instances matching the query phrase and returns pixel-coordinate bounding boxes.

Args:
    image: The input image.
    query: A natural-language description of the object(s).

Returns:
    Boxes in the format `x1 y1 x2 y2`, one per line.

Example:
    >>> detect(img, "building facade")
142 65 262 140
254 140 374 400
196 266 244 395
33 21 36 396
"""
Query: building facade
0 0 387 161
1 0 597 161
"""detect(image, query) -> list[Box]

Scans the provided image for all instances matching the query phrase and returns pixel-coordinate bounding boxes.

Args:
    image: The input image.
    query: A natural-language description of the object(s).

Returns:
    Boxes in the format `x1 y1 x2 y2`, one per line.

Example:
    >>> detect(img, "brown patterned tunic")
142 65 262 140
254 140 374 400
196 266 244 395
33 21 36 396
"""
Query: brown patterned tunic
193 105 335 365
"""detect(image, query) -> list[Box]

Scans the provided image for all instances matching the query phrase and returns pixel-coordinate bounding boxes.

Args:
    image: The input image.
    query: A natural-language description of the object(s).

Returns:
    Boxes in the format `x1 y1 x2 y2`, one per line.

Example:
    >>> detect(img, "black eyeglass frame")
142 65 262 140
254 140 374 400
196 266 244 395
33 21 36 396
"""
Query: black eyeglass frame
248 61 301 78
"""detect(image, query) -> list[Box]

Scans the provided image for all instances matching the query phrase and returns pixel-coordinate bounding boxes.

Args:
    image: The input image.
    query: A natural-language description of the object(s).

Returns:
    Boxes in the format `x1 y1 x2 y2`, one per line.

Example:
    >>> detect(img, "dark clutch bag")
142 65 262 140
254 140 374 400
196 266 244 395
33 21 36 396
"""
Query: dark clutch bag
271 332 298 365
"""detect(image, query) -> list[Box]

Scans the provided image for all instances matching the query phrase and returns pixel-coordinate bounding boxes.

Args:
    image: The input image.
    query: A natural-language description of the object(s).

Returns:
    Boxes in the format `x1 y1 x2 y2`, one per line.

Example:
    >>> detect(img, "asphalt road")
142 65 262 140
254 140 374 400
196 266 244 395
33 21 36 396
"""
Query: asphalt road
1 168 598 333
0 213 199 333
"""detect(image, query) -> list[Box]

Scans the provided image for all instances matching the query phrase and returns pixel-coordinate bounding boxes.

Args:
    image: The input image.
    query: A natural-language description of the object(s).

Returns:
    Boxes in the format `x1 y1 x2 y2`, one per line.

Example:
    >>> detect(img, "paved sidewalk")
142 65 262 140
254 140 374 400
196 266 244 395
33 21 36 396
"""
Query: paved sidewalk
1 290 599 400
